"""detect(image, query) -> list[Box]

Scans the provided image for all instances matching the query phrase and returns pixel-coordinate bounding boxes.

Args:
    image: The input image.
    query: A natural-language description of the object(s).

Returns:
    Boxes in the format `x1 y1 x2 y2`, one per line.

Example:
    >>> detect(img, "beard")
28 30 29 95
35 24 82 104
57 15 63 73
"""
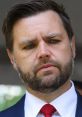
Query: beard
17 58 74 93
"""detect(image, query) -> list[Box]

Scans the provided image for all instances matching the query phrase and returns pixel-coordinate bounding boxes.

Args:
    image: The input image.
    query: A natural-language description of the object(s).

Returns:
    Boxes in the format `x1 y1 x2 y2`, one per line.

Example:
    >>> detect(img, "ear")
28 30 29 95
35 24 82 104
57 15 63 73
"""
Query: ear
7 49 14 64
70 36 76 59
7 49 17 70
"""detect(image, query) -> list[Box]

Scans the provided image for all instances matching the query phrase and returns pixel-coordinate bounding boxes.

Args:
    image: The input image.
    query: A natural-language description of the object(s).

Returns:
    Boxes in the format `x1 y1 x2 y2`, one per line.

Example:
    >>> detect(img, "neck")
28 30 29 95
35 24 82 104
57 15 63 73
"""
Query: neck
26 80 71 103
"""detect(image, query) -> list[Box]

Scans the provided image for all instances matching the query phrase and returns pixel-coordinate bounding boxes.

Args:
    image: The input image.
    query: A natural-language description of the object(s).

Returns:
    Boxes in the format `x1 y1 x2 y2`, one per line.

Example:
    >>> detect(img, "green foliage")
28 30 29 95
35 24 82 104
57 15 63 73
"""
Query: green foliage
0 85 25 111
0 95 23 111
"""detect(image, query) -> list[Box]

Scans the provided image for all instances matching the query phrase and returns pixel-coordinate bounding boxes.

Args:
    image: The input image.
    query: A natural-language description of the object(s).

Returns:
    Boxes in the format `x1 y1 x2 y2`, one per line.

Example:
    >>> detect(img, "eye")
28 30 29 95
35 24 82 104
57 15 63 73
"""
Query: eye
23 43 36 50
47 38 61 44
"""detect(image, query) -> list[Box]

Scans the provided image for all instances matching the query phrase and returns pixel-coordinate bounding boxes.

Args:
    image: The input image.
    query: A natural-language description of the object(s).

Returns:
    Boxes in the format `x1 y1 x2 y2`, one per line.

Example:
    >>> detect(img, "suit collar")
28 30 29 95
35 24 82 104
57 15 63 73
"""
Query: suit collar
11 95 25 117
17 95 25 117
75 90 82 117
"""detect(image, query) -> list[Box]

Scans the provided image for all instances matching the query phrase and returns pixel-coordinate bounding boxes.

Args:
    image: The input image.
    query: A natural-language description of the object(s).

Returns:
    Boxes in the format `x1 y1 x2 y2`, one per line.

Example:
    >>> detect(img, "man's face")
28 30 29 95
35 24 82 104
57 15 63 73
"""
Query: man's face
8 10 75 93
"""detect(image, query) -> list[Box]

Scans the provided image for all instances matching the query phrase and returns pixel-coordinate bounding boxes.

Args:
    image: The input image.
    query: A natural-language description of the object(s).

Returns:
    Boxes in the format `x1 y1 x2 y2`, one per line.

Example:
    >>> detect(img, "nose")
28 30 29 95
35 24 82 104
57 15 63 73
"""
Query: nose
37 41 50 60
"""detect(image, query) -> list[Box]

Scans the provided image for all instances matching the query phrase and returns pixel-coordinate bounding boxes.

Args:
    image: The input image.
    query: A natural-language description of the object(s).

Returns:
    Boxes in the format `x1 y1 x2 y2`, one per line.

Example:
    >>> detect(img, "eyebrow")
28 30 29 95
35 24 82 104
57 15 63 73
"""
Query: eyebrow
46 32 61 37
43 33 62 41
19 33 62 46
19 38 37 46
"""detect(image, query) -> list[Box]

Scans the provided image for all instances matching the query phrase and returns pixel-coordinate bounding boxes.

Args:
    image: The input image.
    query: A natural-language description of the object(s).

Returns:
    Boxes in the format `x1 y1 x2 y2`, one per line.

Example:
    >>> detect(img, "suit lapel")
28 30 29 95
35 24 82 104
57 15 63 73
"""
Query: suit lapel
12 95 25 117
75 90 82 117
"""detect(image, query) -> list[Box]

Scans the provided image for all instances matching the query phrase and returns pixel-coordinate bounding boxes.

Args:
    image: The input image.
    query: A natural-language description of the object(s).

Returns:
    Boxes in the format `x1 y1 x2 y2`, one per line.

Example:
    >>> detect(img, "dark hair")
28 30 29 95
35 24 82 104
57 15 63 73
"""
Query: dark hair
2 0 74 52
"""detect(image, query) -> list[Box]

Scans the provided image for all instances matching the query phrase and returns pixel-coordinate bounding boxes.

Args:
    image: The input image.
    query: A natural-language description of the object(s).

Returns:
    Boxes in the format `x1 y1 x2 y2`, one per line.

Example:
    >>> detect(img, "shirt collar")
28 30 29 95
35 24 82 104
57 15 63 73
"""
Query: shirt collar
24 81 77 117
25 91 46 117
51 81 77 117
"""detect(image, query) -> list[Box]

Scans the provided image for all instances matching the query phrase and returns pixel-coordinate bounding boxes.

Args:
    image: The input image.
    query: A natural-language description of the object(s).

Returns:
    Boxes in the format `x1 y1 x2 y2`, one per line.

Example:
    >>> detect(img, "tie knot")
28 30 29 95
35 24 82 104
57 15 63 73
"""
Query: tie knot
40 104 56 117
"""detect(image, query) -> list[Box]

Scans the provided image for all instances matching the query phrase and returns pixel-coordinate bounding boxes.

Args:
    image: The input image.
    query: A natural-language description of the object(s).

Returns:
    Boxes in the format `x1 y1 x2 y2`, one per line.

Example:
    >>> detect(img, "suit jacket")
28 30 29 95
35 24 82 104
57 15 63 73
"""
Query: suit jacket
0 90 82 117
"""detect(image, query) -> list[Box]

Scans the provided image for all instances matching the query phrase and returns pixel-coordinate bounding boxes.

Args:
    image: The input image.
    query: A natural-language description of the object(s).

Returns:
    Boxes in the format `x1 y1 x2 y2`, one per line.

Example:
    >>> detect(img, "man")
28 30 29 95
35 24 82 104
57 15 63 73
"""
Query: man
0 0 82 117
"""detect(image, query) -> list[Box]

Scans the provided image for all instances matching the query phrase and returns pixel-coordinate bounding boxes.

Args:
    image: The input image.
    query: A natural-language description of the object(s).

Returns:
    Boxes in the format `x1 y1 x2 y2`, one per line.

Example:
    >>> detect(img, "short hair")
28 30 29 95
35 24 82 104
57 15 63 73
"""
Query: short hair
2 0 74 52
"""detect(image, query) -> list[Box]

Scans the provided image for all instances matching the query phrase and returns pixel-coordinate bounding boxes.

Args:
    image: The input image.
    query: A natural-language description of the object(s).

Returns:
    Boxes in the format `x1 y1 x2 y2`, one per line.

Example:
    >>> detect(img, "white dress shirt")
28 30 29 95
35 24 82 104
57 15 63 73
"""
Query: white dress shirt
24 81 77 117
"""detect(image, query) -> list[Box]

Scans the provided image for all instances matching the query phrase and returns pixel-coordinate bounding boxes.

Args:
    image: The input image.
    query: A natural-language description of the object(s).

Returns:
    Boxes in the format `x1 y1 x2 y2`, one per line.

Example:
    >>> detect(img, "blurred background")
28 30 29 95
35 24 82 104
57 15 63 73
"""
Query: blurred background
0 0 82 111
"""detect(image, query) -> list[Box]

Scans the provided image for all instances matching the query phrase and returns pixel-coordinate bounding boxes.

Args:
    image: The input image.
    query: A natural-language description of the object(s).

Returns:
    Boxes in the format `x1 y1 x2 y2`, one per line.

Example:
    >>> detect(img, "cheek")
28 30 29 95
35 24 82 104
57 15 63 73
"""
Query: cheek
15 52 37 73
51 46 73 64
60 50 72 67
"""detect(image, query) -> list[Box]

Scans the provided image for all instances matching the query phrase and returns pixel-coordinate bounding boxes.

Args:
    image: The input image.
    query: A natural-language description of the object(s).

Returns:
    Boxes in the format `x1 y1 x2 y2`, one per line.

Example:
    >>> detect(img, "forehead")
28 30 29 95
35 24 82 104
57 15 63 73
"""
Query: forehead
12 10 67 39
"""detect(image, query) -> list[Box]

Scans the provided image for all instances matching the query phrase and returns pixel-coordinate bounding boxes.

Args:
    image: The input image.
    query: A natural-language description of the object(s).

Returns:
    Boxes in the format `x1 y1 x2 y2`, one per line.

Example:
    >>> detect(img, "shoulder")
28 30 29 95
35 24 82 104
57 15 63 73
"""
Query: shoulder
76 90 82 117
76 90 82 103
0 95 25 117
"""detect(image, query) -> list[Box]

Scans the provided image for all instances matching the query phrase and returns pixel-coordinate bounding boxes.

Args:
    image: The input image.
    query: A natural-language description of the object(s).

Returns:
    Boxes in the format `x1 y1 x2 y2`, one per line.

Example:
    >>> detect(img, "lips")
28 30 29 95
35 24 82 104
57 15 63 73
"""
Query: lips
36 64 54 73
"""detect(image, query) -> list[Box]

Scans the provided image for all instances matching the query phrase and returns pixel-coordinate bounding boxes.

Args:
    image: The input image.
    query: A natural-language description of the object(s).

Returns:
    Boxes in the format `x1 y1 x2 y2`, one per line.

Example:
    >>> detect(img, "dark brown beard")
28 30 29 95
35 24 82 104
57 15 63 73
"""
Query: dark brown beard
17 59 74 93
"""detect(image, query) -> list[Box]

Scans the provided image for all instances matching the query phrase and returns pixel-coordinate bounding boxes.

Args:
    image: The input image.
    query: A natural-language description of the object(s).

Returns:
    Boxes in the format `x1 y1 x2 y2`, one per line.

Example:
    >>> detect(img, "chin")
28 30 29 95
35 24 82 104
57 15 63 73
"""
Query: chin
41 74 57 86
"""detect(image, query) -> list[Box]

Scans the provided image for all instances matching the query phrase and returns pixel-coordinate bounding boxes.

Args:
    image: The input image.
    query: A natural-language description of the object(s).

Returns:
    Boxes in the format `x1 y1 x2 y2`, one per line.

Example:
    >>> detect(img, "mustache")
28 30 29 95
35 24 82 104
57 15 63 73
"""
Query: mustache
33 59 61 74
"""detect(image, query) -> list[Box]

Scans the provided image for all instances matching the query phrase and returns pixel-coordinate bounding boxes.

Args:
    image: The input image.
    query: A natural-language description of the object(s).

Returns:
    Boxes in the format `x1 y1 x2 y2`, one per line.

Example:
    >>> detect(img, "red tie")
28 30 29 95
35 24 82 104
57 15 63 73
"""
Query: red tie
40 104 56 117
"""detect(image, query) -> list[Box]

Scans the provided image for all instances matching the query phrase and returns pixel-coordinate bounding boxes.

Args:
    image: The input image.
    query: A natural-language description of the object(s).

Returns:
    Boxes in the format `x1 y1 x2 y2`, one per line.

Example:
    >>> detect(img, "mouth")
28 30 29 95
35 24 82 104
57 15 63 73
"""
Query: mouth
36 64 54 73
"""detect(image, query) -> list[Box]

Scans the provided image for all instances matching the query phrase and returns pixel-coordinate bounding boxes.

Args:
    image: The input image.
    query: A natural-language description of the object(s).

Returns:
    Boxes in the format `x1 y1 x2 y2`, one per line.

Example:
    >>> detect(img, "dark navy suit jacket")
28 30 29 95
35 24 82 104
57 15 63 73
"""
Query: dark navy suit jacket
0 91 82 117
